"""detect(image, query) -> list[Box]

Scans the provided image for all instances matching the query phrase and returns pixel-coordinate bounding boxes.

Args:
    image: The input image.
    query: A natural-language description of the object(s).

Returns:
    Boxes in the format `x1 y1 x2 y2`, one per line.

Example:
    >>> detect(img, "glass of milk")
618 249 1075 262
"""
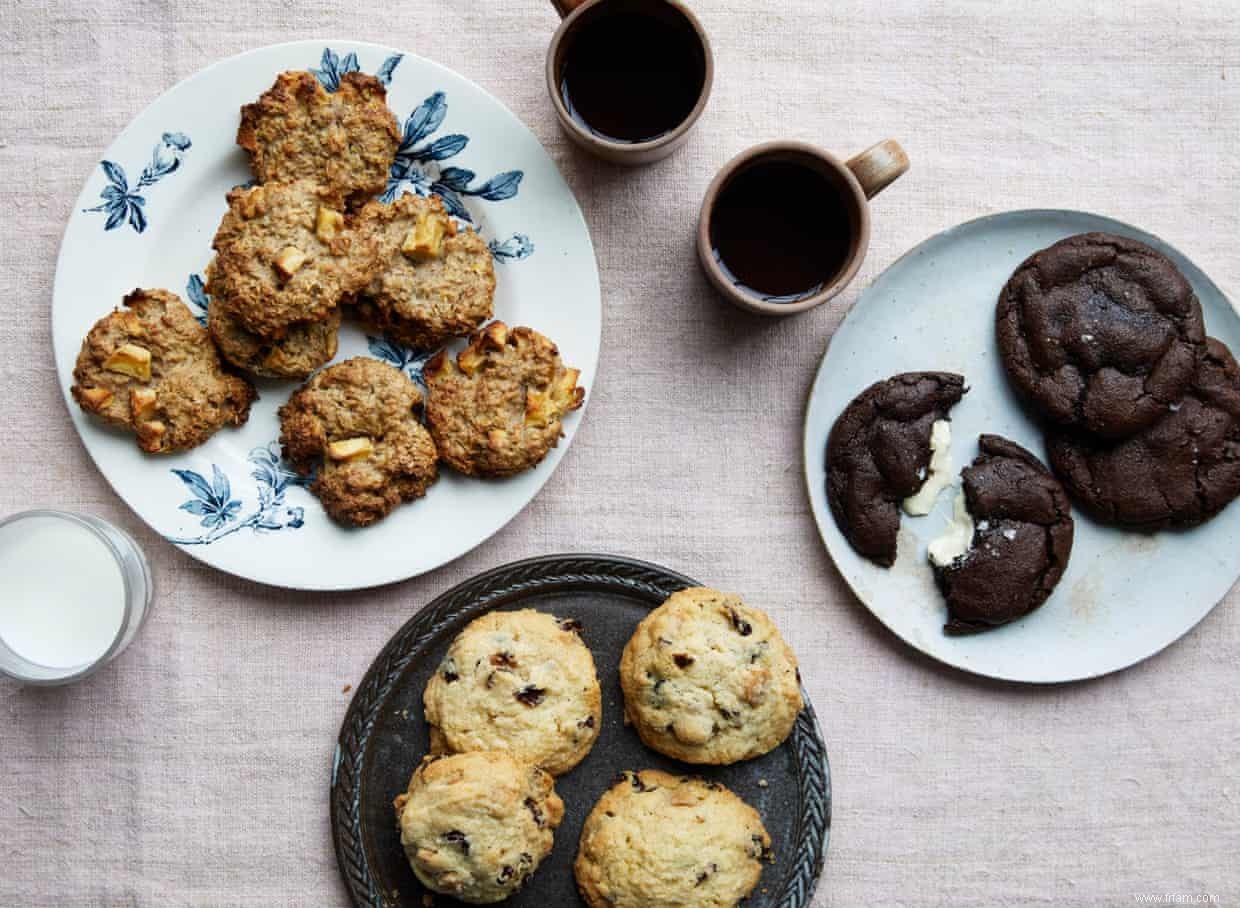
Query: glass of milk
0 510 152 685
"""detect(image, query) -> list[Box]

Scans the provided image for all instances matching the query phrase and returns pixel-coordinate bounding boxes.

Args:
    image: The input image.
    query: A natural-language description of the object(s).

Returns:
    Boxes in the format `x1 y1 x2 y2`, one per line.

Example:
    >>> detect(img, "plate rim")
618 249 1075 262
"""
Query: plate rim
802 207 1240 684
329 553 831 907
51 38 602 591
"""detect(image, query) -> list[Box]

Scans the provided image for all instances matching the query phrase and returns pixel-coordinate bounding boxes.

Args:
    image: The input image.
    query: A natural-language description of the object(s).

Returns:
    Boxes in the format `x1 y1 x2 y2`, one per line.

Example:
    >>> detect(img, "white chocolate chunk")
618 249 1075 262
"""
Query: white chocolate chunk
903 420 953 516
928 490 975 568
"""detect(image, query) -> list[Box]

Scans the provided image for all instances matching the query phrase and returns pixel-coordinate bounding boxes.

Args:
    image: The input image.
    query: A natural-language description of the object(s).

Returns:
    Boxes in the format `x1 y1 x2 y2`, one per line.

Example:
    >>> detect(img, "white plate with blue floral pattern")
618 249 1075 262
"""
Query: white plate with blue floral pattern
52 41 601 590
803 210 1240 683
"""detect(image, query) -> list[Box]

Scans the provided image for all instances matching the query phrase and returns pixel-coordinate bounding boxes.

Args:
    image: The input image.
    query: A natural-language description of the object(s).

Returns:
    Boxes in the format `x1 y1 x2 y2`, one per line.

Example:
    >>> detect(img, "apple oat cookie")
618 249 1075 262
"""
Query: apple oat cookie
237 70 400 207
206 261 341 379
424 321 584 477
209 180 374 340
350 193 496 350
71 288 256 454
423 609 602 776
393 752 563 904
574 770 771 908
619 588 803 765
278 357 438 527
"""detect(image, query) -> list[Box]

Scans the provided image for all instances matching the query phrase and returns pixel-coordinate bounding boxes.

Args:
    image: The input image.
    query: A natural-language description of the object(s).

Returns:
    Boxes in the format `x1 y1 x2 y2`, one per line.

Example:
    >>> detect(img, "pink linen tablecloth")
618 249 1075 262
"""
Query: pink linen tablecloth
1 1 1238 904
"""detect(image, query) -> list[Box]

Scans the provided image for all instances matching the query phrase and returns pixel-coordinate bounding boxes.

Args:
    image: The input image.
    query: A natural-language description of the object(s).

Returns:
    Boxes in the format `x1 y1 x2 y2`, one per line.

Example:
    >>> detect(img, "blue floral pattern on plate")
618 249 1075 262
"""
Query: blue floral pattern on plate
166 444 309 545
83 132 191 233
186 273 210 327
318 48 536 263
367 334 435 399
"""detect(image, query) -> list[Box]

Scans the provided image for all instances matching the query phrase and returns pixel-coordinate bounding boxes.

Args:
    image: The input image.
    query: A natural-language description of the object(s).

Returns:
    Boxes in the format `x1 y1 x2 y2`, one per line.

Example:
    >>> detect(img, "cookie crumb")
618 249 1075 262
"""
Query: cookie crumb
342 684 352 694
757 779 769 788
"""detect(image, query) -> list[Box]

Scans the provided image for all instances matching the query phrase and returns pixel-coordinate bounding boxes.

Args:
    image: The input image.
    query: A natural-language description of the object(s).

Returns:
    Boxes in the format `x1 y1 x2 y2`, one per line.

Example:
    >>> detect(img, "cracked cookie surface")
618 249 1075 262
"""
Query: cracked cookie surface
619 587 802 765
351 193 496 350
209 179 372 340
574 770 771 908
393 751 563 904
996 231 1206 439
71 288 256 453
933 435 1075 635
425 321 584 477
423 608 602 776
826 372 967 566
237 70 400 207
1046 337 1240 530
278 357 437 526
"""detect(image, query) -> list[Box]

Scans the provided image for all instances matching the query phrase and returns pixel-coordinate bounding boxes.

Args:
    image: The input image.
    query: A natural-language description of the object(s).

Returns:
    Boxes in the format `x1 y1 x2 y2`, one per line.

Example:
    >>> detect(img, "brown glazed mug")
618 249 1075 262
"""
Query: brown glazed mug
697 139 910 315
546 0 714 165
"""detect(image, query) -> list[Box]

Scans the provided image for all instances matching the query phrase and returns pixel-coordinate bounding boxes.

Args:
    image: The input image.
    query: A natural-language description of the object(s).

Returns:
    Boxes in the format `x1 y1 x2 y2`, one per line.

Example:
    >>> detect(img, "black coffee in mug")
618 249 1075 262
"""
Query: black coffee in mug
709 160 854 303
559 0 707 144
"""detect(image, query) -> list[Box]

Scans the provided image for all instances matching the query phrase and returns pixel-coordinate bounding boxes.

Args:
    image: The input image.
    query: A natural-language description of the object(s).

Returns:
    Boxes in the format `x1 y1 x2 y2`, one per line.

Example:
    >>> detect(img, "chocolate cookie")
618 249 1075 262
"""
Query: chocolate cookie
825 372 967 566
996 232 1206 438
1046 337 1240 530
237 70 400 208
929 435 1074 635
71 288 256 453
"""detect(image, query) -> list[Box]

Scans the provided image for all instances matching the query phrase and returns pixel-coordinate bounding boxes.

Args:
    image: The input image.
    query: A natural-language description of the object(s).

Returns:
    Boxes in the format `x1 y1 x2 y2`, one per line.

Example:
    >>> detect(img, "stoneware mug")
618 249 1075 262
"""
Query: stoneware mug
697 139 910 315
546 0 714 165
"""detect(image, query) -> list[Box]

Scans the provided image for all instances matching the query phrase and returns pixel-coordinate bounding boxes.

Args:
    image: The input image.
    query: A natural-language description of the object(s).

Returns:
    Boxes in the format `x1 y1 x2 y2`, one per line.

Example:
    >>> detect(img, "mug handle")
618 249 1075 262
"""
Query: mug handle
551 0 588 16
846 140 910 200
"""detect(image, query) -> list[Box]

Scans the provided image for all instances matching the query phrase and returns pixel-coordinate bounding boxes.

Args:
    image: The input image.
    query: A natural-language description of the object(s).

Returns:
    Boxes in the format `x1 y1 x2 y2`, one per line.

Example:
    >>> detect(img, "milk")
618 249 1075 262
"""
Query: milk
0 515 127 668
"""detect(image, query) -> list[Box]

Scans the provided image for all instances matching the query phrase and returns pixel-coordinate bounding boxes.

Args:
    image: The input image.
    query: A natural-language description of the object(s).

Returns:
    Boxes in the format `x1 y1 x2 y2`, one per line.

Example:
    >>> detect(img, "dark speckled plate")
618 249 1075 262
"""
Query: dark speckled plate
331 554 830 907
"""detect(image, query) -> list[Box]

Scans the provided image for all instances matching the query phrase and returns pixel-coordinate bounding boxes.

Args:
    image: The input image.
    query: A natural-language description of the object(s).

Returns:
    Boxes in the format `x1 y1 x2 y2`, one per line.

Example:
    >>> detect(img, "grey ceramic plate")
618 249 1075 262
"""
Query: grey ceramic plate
804 209 1240 683
331 554 830 906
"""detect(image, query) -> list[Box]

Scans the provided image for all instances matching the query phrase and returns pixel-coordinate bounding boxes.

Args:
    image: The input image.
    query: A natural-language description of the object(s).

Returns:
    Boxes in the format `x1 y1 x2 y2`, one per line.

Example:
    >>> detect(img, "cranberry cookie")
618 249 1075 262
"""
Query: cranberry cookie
574 770 771 908
619 587 802 765
394 751 563 904
423 608 602 776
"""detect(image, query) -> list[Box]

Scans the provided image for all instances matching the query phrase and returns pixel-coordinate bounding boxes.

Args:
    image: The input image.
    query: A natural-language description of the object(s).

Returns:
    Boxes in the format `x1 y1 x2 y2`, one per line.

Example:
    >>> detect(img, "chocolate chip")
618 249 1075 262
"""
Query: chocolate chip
748 834 773 861
673 653 694 668
695 863 718 886
519 851 533 867
485 672 496 689
442 670 459 682
616 771 652 793
497 865 514 884
719 706 739 722
515 685 545 707
579 715 595 729
490 651 517 669
558 617 583 633
443 830 469 853
524 797 545 827
727 606 753 636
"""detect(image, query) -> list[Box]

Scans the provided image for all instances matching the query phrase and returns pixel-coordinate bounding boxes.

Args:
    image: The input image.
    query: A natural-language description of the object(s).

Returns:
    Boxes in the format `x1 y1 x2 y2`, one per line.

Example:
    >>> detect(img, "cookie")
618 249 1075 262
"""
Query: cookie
237 70 400 207
352 193 496 350
209 180 372 340
996 232 1206 438
423 608 602 776
574 770 771 908
619 588 802 765
425 321 585 477
928 435 1075 635
826 372 967 566
278 357 438 526
206 261 340 379
393 751 563 904
1046 337 1240 530
71 288 256 453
